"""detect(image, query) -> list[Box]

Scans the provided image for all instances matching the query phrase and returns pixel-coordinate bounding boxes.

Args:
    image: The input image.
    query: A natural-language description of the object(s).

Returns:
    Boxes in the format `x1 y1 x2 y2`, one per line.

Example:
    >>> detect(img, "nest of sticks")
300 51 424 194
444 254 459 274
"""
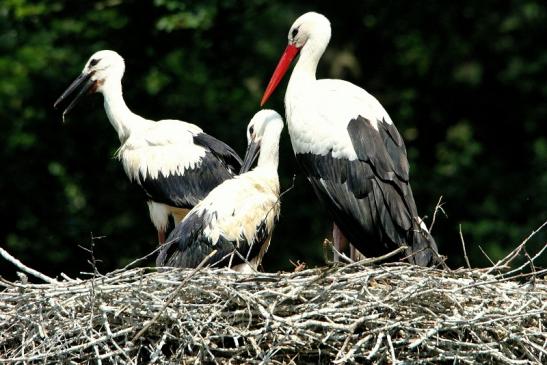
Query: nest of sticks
1 224 546 364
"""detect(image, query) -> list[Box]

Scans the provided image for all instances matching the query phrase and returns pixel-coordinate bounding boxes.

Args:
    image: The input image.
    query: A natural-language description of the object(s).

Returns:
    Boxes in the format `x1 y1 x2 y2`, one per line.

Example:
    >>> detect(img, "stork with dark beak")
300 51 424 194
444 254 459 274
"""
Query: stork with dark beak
54 50 242 244
156 110 283 272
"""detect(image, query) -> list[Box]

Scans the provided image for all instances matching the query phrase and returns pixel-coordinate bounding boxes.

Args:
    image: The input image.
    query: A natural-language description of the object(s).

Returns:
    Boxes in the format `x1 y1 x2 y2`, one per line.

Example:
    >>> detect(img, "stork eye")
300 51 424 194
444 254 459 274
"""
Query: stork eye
249 126 254 135
291 28 299 38
89 58 100 67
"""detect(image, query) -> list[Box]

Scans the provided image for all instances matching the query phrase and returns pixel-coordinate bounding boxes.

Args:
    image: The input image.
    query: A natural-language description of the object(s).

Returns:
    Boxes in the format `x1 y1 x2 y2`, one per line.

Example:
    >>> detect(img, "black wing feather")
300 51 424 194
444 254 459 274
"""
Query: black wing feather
379 119 410 181
156 211 271 269
296 115 439 266
193 132 243 173
138 151 235 208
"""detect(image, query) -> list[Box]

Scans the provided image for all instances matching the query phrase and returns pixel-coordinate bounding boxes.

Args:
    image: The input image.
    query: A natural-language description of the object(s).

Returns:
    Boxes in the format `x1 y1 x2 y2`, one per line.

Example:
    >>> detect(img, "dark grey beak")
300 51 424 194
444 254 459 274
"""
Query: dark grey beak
53 72 95 121
240 139 261 173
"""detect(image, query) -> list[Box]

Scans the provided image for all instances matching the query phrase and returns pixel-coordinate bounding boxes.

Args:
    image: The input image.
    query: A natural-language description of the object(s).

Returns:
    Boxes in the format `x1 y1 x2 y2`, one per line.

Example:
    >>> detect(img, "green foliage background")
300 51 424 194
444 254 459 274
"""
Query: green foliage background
1 0 545 279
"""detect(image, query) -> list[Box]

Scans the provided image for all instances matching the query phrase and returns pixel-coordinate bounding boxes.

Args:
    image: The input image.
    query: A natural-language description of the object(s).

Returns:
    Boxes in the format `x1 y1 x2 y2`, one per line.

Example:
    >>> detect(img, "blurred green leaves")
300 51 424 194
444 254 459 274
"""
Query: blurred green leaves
0 0 545 279
156 5 215 31
436 121 482 177
48 162 87 214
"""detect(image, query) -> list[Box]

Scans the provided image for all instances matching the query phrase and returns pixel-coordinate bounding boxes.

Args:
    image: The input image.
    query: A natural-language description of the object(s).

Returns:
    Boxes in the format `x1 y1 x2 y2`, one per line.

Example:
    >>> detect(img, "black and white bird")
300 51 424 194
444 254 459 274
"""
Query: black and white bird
156 109 283 272
261 12 439 266
54 50 242 244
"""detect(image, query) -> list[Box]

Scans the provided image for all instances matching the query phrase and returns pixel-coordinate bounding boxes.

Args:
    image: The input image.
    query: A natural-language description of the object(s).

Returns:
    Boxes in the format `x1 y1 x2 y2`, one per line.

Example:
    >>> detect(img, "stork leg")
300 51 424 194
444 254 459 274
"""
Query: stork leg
333 224 365 262
350 244 365 262
158 230 166 245
332 223 348 262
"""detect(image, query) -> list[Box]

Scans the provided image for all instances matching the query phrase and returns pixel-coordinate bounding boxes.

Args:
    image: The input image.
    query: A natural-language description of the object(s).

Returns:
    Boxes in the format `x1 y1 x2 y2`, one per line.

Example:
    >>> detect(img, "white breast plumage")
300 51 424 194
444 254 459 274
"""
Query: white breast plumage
198 170 280 245
117 120 206 181
287 79 394 161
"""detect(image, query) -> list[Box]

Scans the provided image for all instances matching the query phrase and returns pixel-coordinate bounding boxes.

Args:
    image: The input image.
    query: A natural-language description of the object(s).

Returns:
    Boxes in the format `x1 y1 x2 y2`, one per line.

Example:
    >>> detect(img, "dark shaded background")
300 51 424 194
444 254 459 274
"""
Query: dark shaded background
1 0 545 280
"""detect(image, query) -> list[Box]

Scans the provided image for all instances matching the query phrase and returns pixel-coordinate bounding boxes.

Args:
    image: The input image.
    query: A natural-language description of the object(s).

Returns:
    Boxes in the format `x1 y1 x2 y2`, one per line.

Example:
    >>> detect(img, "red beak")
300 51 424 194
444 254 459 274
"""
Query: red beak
260 44 300 106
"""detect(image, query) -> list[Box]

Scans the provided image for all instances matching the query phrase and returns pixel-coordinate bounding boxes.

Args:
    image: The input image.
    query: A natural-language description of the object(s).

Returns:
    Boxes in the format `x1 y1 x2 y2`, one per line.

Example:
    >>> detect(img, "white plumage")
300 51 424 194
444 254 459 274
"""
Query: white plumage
157 109 283 272
199 173 279 245
261 12 439 266
54 50 242 243
118 121 206 181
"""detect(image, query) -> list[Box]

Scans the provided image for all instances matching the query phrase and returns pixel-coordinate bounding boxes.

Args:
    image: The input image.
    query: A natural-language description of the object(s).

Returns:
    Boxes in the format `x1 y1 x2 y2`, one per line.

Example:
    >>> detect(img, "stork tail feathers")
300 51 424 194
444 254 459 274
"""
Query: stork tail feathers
408 224 441 267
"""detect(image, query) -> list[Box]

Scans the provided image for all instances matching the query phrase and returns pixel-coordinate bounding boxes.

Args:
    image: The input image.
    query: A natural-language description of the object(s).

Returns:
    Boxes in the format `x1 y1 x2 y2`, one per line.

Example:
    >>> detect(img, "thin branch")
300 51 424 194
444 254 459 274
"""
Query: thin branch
357 246 409 266
429 195 446 232
478 245 495 267
0 247 57 284
486 219 547 274
119 244 164 272
1 224 546 364
131 249 218 342
459 224 472 269
501 241 547 278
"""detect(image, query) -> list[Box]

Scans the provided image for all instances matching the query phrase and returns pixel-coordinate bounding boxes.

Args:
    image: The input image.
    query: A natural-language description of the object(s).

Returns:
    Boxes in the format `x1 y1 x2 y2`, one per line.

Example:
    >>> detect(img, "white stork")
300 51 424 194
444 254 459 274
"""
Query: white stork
260 12 439 266
156 109 283 272
54 50 242 244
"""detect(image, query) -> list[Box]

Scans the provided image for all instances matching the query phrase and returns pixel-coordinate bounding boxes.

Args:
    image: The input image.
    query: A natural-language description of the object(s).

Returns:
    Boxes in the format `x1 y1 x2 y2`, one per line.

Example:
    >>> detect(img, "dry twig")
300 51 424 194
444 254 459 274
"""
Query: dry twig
0 247 57 284
0 224 546 364
428 195 446 232
459 224 472 269
0 252 545 364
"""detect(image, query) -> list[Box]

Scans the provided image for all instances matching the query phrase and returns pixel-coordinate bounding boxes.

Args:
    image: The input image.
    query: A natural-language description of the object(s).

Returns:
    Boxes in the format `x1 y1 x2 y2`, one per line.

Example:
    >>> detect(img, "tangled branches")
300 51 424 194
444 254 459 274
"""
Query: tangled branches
0 220 546 363
0 251 546 364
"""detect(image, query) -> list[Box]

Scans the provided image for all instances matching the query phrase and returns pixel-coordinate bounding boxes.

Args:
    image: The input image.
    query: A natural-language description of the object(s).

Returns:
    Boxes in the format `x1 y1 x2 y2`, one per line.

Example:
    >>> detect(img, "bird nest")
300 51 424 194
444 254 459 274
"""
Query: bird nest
1 230 546 364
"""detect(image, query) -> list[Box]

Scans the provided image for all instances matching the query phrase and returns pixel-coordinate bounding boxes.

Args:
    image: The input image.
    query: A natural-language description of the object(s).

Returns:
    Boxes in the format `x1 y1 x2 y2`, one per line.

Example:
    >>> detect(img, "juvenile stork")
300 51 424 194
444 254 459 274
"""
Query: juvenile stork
54 50 242 244
156 110 283 272
261 12 439 266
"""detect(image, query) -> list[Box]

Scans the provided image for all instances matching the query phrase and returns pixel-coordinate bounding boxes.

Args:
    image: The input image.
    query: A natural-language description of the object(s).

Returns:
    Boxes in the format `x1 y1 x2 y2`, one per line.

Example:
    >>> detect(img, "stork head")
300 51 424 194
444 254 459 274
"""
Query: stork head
240 109 284 173
260 12 331 106
54 50 125 119
287 12 331 49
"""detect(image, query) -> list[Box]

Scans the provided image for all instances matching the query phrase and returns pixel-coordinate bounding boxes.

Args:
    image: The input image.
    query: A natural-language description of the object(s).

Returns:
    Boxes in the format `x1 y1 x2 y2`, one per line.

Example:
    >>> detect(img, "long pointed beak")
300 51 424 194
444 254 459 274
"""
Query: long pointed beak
260 44 300 106
240 140 261 173
53 72 94 121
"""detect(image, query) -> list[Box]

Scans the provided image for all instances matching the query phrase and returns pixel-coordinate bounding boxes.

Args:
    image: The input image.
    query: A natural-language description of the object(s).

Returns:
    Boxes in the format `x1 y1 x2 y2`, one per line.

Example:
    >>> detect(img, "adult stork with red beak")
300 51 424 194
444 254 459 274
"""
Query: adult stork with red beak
54 50 242 244
261 12 440 266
